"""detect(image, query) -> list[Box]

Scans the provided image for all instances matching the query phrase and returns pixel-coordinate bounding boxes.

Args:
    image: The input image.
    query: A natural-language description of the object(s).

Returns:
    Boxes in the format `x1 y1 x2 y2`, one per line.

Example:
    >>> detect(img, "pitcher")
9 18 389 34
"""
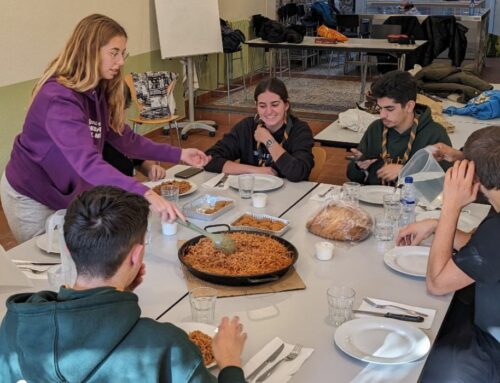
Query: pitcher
45 210 77 287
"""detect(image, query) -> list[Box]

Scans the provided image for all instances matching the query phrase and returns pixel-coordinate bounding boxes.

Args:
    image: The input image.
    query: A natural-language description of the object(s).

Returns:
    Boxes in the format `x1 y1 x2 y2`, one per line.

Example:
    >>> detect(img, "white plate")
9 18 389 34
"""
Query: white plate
144 178 198 197
175 322 217 368
358 186 396 205
383 246 430 277
334 317 430 365
228 174 284 192
35 232 61 254
416 210 481 233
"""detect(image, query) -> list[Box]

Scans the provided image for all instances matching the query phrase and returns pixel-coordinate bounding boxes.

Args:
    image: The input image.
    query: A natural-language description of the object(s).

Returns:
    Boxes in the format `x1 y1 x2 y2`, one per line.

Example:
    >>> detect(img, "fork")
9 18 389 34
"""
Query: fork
256 345 302 382
364 298 428 317
318 186 334 198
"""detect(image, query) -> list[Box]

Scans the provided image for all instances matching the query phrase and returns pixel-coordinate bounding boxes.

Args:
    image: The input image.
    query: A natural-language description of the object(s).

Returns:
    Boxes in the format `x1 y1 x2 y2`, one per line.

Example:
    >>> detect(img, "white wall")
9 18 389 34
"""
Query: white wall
218 0 275 20
0 0 159 87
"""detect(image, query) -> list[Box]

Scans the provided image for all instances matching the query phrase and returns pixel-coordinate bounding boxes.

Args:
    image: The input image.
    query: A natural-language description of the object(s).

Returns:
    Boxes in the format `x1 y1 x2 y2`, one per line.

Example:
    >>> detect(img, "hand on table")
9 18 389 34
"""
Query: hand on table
181 148 211 167
376 163 402 183
260 166 278 176
396 219 438 246
213 316 247 370
140 162 166 181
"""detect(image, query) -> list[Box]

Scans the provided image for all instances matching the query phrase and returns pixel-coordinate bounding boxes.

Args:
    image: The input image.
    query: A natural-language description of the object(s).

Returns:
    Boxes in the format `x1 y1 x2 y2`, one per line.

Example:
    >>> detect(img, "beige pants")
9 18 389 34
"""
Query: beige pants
0 172 54 243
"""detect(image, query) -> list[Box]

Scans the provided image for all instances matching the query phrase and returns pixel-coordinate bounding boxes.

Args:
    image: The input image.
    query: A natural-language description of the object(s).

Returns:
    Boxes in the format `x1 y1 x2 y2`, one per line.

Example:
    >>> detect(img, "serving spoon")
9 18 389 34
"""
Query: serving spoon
176 219 236 254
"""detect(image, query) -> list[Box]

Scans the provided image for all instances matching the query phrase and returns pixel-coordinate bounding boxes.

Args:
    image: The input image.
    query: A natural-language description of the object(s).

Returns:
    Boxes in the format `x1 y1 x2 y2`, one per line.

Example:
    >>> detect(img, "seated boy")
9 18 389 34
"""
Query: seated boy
347 70 451 185
396 126 500 382
0 186 246 382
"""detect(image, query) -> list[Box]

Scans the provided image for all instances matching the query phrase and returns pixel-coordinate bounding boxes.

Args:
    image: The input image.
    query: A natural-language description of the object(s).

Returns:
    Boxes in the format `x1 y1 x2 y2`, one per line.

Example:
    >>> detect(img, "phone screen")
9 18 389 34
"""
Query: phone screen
174 167 203 179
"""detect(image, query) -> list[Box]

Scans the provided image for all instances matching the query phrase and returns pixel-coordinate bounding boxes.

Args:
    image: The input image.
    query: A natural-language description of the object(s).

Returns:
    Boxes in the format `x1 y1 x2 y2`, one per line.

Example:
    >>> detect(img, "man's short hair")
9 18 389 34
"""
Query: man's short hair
370 70 417 106
63 186 150 279
463 126 500 190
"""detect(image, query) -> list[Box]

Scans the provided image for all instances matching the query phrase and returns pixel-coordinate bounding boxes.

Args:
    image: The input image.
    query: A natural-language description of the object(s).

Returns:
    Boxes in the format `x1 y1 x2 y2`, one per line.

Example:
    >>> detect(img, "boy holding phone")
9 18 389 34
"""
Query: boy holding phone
346 71 451 185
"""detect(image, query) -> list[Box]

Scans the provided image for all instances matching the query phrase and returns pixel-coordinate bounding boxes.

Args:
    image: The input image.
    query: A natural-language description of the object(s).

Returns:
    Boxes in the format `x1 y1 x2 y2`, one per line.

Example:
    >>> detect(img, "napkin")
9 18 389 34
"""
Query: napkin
356 297 436 329
243 337 314 383
309 184 342 202
202 173 230 190
0 247 33 288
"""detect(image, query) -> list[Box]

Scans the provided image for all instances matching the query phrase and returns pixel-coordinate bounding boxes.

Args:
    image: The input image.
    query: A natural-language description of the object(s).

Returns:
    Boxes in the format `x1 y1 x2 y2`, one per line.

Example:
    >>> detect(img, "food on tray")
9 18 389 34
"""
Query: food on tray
306 202 373 242
200 200 232 215
232 214 286 232
188 330 214 366
183 232 293 276
152 180 191 195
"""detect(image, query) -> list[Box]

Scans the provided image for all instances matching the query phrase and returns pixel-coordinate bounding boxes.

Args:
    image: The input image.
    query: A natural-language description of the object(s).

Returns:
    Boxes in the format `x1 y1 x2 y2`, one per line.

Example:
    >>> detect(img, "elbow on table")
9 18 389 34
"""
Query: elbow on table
426 277 452 296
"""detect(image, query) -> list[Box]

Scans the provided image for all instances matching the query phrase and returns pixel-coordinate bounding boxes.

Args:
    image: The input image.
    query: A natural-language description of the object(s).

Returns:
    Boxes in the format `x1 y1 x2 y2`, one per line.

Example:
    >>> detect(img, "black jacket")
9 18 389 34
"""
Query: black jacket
205 116 314 182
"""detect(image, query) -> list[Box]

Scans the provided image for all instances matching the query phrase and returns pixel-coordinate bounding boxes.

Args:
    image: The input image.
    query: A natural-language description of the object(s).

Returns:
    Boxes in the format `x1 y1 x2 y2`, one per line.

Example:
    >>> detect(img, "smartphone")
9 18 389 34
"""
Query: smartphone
174 167 203 179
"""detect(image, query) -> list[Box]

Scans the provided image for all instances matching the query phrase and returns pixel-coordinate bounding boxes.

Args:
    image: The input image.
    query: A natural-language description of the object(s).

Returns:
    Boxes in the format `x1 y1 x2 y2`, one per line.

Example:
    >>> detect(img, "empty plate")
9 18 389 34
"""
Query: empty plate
383 246 430 277
334 317 430 364
228 174 284 192
416 210 482 233
358 186 396 205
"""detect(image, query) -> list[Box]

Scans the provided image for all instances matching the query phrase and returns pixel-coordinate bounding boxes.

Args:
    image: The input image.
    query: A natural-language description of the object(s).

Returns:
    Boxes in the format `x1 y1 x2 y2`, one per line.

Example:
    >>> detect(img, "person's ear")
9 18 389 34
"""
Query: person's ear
405 100 416 113
129 243 144 267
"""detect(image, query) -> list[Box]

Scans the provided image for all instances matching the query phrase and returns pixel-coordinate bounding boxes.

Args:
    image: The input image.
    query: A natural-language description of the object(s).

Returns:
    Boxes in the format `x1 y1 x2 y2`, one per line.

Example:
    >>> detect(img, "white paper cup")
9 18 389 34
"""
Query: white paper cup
161 222 178 236
315 241 334 261
252 193 267 208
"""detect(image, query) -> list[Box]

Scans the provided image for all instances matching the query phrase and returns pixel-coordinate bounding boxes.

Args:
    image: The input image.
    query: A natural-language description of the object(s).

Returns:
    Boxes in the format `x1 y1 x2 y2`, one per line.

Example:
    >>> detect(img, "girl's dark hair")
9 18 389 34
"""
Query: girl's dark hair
254 78 289 103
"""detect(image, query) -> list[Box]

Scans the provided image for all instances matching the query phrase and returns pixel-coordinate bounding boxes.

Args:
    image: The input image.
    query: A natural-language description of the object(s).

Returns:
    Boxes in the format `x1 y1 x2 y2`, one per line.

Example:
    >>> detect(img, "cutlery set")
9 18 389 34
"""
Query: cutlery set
214 174 229 188
357 297 428 323
246 343 302 382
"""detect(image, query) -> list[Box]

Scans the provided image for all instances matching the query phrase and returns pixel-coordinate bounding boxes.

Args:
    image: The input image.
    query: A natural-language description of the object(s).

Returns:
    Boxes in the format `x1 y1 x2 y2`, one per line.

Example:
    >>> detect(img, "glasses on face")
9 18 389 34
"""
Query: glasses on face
108 49 129 62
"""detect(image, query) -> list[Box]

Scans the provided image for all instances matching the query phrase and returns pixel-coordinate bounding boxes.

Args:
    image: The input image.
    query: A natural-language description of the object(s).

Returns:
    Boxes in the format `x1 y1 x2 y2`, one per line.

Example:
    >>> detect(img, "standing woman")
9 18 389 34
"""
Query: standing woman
204 78 314 182
0 14 209 243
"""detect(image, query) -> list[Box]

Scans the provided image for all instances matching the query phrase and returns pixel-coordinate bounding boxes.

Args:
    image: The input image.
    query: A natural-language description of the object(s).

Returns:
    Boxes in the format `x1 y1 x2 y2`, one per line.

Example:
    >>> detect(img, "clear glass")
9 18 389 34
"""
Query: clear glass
327 286 356 326
238 174 255 199
161 184 179 203
374 214 395 241
342 182 361 206
383 193 401 223
189 287 217 324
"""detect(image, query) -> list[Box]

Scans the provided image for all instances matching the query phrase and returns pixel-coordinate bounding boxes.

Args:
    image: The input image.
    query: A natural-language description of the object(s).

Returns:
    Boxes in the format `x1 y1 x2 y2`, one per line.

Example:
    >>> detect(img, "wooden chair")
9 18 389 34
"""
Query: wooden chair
309 146 327 182
124 73 181 147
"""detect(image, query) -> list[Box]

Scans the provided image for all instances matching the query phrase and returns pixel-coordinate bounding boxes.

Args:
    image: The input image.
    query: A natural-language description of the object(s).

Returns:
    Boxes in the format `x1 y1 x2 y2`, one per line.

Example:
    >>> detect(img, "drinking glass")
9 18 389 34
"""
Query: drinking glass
238 174 255 199
383 193 401 224
327 286 356 326
374 214 395 241
161 184 179 203
342 182 361 206
189 287 217 324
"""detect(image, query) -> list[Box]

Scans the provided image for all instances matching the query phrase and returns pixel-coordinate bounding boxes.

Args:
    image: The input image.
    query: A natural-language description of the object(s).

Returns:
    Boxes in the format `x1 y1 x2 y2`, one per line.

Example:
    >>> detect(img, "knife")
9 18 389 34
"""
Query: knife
214 173 229 188
353 310 424 322
246 343 284 381
12 260 60 266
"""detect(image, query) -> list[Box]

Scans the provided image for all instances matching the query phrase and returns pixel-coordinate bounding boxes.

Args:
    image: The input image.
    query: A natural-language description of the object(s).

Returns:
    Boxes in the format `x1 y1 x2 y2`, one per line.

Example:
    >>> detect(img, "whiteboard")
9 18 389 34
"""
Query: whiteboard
154 0 223 59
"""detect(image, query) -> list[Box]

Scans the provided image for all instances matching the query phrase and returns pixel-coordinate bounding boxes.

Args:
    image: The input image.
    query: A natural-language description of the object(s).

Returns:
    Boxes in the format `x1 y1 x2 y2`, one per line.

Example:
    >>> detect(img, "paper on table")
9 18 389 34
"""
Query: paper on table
309 184 342 202
356 297 436 329
0 246 33 288
20 265 51 280
243 337 313 383
202 173 230 190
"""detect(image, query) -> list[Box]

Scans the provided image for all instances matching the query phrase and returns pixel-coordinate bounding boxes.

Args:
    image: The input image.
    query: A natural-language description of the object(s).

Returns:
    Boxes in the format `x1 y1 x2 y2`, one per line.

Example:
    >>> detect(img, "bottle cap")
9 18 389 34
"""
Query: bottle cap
404 176 413 184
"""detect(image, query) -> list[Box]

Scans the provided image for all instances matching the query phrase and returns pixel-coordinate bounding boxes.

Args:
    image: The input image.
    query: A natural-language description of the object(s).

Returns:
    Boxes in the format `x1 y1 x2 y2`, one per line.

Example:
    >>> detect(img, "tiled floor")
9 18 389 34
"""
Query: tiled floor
2 57 499 250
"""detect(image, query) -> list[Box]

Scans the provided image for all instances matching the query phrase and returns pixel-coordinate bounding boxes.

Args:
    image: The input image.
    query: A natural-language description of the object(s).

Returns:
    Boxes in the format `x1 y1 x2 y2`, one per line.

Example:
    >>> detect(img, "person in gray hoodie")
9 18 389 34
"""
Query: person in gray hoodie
0 186 246 382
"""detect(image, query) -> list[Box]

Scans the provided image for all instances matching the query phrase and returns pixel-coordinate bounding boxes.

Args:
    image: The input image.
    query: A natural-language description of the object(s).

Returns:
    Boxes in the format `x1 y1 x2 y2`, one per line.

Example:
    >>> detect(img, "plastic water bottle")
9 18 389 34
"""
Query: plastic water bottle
400 176 416 227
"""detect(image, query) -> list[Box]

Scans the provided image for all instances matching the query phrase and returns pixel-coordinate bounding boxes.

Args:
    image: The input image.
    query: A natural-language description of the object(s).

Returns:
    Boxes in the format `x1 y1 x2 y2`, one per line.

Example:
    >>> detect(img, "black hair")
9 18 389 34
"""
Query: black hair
254 77 290 103
463 125 500 190
63 186 150 279
370 70 417 106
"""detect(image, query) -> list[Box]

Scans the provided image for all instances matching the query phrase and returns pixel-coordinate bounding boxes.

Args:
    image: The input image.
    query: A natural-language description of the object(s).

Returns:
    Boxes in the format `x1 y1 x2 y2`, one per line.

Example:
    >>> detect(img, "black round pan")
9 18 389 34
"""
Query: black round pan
178 227 298 286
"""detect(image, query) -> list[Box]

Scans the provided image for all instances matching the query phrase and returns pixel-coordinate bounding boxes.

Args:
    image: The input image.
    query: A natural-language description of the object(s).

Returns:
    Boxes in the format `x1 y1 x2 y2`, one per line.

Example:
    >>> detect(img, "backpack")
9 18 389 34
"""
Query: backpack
220 19 246 53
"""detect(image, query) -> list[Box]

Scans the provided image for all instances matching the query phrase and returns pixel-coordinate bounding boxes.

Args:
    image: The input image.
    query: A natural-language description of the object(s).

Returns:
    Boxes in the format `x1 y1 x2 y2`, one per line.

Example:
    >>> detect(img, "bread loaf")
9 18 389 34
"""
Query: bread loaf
306 203 372 242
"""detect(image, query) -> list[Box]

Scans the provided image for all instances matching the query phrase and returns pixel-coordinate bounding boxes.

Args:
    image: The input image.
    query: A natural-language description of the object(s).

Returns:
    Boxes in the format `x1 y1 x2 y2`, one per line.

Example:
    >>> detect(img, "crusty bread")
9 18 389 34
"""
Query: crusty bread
306 203 373 242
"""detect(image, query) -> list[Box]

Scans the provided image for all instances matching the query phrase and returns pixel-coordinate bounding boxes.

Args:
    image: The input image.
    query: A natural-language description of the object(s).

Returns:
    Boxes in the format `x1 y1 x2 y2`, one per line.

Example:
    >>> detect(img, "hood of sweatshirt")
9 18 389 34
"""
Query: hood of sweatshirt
4 287 140 382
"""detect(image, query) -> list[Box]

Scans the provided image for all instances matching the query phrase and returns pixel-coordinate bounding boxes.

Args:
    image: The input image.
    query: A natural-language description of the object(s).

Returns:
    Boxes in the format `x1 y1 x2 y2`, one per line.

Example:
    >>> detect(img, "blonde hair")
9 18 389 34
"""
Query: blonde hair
32 14 127 133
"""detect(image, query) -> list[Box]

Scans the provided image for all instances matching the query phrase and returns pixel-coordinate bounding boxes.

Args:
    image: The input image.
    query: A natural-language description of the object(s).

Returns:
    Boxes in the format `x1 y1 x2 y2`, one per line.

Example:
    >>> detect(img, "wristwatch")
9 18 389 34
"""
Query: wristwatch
265 138 275 148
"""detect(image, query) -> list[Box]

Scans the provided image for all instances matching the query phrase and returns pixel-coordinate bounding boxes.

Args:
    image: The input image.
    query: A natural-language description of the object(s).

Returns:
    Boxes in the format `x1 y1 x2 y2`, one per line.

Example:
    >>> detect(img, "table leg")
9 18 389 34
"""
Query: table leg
359 52 368 104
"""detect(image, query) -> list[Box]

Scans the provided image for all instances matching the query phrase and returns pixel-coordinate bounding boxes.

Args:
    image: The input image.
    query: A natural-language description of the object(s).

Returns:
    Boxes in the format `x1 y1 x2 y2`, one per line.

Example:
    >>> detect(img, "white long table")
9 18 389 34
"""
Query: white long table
160 185 490 382
2 165 318 320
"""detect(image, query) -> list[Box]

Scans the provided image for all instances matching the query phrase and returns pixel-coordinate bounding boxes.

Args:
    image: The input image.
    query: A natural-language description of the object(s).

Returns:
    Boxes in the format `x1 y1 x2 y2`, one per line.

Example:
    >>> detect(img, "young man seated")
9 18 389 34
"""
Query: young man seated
0 186 246 382
347 70 451 185
396 126 500 382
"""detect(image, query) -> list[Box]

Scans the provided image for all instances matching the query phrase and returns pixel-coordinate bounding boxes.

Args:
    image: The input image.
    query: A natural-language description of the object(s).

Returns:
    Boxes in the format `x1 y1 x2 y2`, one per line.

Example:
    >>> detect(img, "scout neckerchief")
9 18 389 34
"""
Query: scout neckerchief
253 116 293 167
380 115 419 185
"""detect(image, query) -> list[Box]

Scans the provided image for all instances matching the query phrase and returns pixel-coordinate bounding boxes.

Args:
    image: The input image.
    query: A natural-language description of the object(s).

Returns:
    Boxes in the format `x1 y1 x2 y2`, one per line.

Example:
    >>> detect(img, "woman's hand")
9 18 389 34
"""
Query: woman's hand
139 161 166 181
213 316 247 369
430 143 464 163
376 163 402 182
180 148 211 167
144 190 185 223
254 125 273 146
396 219 438 246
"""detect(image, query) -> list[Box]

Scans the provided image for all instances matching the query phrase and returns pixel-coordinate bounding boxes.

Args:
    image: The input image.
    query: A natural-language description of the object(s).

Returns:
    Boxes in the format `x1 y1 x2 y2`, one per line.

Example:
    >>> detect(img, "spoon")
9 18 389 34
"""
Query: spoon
176 219 236 254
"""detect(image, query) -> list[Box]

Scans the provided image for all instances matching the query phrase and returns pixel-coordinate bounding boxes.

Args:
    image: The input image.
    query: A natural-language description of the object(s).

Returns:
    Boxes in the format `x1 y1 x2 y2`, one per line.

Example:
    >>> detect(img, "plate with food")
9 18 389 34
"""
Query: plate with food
175 322 217 368
183 195 235 221
230 212 290 236
145 178 197 197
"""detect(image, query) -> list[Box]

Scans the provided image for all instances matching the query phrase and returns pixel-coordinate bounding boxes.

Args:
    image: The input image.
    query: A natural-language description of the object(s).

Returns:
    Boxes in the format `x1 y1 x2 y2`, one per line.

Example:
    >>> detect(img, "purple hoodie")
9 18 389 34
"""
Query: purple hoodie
5 78 181 210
